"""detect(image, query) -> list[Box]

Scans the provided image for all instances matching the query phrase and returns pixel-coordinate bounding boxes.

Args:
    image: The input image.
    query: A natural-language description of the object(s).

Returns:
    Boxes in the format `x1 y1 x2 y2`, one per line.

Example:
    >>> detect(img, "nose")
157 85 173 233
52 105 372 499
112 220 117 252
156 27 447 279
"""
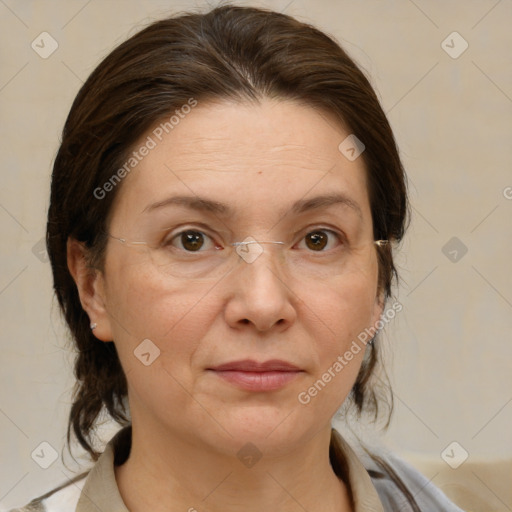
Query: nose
223 240 297 332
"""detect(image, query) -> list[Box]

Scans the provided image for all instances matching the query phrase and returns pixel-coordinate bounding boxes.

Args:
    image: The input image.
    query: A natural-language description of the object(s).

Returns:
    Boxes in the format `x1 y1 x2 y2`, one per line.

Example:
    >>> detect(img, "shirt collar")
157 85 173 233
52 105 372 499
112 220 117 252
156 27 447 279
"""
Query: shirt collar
76 427 384 512
332 430 385 511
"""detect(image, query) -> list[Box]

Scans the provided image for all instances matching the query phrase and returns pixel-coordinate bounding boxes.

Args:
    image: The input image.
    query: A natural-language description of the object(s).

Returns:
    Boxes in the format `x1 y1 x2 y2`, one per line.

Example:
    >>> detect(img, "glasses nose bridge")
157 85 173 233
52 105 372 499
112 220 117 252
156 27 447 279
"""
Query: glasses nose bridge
231 238 286 266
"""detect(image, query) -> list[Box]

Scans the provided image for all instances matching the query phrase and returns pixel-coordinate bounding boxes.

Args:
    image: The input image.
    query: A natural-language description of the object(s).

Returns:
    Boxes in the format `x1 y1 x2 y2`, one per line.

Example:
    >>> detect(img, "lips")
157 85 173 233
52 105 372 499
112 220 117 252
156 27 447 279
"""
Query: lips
208 359 303 392
209 359 301 372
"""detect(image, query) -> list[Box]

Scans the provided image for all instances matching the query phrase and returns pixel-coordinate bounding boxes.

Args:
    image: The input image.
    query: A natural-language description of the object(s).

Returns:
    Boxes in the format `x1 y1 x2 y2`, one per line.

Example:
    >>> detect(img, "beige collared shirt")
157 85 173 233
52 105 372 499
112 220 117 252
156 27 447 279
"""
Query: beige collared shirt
11 427 464 512
74 427 384 512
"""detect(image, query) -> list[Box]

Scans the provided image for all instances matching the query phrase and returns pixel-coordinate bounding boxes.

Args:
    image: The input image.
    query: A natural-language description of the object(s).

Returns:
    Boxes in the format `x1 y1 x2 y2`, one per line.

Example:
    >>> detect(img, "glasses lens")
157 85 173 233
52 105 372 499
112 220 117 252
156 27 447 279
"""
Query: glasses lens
146 234 375 281
138 226 230 279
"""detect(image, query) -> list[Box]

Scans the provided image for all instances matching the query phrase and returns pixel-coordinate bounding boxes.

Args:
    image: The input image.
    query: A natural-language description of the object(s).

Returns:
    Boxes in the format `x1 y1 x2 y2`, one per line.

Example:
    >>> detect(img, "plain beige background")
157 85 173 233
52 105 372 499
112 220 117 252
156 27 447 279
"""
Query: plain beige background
1 0 511 510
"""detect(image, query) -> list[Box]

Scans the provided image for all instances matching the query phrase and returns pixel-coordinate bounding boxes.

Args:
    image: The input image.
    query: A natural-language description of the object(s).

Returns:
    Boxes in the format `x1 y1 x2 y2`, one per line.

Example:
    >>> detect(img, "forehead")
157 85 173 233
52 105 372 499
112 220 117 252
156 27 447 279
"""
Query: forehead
110 99 371 226
154 99 356 168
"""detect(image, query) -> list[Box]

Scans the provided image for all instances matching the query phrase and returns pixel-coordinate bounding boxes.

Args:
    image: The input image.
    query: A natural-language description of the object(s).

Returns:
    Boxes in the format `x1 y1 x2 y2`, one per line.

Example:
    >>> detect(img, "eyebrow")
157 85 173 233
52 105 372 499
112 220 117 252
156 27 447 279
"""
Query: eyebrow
143 192 363 219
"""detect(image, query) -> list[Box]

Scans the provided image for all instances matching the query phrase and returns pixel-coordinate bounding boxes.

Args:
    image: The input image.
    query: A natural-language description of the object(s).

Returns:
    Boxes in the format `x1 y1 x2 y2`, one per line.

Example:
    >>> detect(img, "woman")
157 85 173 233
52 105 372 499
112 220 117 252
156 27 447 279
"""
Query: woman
10 4 465 512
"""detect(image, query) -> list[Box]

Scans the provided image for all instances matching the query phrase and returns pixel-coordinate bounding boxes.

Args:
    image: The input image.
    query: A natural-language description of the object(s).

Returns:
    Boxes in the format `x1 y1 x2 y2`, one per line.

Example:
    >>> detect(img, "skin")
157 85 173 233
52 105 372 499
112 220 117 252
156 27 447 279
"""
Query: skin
68 98 384 512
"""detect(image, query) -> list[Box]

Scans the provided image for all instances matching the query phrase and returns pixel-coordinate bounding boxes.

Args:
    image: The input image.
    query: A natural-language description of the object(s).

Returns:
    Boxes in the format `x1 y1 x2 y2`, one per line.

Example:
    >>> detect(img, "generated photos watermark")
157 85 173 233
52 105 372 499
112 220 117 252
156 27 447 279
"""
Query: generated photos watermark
297 301 402 405
93 98 198 200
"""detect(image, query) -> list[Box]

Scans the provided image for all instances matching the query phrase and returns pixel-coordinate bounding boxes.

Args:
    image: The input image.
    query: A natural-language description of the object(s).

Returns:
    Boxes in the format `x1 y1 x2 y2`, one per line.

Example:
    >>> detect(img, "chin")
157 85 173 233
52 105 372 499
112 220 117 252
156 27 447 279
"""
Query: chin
205 406 316 454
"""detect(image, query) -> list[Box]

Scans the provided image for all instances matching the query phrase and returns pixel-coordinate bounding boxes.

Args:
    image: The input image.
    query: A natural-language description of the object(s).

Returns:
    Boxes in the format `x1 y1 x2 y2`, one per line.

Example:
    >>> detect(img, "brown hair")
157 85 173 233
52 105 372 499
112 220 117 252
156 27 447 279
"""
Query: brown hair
47 1 409 488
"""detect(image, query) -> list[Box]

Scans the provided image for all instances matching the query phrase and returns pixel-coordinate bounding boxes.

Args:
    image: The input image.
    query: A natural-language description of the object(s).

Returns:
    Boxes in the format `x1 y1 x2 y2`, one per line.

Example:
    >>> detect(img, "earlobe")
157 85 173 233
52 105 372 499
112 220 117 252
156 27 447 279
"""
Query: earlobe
66 238 113 342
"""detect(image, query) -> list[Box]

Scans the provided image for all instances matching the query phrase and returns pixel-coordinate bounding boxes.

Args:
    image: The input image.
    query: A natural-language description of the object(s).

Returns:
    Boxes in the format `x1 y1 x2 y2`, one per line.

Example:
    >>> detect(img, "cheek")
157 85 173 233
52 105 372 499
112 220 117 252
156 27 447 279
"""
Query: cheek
298 269 378 405
103 269 213 418
103 254 213 371
308 268 378 350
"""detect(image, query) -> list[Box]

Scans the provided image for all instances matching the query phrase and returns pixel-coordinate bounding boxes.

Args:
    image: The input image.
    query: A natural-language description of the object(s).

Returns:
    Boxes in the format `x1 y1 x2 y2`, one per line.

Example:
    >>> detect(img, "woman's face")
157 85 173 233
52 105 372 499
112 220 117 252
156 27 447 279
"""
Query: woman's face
92 98 383 457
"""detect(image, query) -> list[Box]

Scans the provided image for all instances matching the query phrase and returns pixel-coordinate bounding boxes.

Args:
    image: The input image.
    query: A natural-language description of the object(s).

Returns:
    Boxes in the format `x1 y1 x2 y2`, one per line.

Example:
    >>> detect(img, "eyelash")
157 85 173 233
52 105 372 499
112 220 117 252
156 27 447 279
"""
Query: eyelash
162 225 347 253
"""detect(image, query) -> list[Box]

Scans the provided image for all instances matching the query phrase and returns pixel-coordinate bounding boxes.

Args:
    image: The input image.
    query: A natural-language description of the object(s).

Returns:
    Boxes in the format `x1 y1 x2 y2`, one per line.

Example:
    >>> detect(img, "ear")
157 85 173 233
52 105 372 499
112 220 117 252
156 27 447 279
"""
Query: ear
67 238 113 342
370 289 386 334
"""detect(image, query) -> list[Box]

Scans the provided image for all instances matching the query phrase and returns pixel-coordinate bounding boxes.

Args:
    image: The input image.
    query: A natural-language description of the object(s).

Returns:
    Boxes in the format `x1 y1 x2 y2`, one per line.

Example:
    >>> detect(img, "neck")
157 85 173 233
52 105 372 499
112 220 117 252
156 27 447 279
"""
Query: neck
114 422 353 512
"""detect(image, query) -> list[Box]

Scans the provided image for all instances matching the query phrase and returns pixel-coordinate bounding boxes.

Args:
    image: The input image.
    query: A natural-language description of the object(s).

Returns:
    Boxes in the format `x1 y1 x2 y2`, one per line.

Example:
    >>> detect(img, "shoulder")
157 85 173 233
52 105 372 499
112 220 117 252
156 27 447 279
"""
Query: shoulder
362 447 465 512
6 428 130 512
5 473 88 512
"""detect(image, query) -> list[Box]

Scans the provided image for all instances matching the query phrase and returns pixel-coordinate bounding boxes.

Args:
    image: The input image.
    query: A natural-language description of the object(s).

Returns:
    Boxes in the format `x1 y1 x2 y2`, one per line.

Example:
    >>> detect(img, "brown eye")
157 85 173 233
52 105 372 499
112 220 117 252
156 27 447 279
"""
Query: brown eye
305 231 328 251
181 231 205 251
300 229 343 252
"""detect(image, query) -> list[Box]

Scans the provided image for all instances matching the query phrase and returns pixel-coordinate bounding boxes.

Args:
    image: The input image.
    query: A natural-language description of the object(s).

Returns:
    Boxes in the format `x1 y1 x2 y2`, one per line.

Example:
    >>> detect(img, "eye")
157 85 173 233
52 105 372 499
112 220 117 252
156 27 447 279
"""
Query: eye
297 229 344 252
163 227 344 253
166 229 219 253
